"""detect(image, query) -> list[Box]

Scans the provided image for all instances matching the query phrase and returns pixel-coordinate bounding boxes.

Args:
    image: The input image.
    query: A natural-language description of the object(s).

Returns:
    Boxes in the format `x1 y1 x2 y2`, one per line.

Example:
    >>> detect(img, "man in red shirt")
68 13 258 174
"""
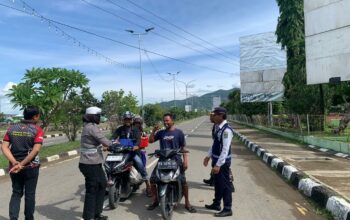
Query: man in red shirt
1 106 44 220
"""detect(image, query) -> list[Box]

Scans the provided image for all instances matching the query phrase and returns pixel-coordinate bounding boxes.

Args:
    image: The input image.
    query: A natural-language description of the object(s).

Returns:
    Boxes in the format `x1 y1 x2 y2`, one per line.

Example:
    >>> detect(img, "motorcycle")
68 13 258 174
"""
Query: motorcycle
148 149 187 220
104 143 143 209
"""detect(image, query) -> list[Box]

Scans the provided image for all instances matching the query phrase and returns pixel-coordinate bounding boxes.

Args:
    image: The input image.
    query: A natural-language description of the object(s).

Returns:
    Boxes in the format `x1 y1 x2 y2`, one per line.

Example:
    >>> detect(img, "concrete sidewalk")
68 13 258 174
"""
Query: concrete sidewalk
231 122 350 220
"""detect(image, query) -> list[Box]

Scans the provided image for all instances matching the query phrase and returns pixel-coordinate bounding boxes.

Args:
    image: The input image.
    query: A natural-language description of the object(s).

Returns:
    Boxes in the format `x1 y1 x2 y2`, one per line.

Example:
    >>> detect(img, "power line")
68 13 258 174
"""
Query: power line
1 1 135 69
143 50 172 82
0 2 234 75
81 0 235 65
106 0 236 64
125 0 234 58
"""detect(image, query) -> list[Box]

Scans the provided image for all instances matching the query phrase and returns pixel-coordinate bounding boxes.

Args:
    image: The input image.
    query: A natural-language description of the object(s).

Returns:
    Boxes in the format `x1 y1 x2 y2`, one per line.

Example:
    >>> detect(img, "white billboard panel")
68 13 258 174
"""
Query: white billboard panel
212 96 221 109
240 32 286 102
305 0 350 84
185 105 192 112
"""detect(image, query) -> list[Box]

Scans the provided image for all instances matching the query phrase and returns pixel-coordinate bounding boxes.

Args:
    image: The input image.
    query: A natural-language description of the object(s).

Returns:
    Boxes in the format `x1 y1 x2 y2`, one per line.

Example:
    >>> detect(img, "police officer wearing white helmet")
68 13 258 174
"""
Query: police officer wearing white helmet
79 107 111 220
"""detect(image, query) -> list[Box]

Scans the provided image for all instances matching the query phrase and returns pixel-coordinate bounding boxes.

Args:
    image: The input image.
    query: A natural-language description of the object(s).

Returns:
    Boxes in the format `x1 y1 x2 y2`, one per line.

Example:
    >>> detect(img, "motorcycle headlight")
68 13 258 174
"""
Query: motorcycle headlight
159 171 174 183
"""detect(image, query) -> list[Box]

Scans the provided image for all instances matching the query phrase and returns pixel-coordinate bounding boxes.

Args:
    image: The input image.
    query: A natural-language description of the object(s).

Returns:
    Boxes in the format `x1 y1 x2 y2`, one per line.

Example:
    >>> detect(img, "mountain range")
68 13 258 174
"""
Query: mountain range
158 88 237 110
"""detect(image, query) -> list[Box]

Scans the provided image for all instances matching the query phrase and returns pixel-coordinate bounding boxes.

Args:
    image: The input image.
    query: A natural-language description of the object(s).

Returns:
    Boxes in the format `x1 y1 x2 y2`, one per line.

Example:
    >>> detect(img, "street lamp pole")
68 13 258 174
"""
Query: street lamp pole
176 79 195 106
168 71 180 108
126 27 154 123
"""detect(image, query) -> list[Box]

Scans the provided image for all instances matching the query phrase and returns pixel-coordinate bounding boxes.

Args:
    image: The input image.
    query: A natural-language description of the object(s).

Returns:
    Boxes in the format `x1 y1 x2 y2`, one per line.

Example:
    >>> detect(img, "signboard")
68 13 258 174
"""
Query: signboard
305 0 350 84
185 105 192 112
240 32 286 102
212 96 221 109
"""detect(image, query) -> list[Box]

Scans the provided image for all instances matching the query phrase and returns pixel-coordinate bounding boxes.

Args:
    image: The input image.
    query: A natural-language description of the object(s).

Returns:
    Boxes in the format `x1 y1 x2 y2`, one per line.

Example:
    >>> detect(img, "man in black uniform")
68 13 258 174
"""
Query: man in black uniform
203 107 233 217
203 112 235 193
1 106 44 220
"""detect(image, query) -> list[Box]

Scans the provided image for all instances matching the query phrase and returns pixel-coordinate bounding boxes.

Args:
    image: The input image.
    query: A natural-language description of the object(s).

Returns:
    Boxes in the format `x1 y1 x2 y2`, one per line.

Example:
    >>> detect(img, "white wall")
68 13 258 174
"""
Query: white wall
305 0 350 84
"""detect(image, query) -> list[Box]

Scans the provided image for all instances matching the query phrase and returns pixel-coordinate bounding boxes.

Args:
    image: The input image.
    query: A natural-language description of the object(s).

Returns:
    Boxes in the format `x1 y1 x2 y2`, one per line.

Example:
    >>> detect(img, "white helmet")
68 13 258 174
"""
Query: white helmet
85 106 102 115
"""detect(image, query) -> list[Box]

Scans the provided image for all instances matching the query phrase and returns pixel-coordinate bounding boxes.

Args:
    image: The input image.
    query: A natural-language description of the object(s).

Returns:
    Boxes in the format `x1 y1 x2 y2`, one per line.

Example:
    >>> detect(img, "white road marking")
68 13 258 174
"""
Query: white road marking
146 158 159 169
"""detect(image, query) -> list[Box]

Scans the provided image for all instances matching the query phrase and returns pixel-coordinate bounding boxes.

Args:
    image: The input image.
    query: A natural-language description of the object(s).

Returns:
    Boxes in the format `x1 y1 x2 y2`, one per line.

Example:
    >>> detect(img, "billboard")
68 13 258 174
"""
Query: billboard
305 0 350 84
185 105 192 112
212 96 221 109
240 32 286 102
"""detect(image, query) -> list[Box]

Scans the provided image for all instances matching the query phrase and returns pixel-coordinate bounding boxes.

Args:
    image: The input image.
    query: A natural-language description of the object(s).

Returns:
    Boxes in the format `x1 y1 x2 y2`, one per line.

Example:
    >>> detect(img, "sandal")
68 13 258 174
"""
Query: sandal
185 206 197 213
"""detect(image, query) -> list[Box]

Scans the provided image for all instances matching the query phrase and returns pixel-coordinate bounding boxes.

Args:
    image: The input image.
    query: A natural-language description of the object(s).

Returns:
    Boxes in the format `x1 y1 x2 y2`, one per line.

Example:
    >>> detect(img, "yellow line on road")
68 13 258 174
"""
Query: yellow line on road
295 202 308 216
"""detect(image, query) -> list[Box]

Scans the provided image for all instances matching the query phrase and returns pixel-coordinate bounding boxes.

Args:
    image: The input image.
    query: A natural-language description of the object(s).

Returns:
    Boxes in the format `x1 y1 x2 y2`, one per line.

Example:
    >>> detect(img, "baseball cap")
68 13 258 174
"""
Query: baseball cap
213 107 227 115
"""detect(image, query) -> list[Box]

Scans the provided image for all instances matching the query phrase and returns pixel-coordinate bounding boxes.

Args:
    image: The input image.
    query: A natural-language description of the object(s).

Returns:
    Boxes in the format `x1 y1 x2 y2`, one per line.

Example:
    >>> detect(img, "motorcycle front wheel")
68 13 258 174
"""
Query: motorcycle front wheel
108 182 121 209
160 187 174 220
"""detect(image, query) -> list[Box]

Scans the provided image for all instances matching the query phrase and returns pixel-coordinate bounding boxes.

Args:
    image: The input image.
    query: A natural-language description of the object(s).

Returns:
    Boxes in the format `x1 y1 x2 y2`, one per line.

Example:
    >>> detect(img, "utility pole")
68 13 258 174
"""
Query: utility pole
168 71 180 108
126 27 154 124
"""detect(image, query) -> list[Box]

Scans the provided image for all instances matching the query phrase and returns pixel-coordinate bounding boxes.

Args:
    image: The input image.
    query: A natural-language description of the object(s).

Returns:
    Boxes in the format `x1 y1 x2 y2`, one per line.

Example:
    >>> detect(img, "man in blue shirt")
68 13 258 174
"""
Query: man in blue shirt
147 113 196 213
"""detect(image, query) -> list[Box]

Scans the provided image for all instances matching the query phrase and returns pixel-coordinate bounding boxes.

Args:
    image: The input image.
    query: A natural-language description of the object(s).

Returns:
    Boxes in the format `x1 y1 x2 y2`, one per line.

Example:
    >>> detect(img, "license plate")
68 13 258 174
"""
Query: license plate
158 161 178 170
106 155 123 162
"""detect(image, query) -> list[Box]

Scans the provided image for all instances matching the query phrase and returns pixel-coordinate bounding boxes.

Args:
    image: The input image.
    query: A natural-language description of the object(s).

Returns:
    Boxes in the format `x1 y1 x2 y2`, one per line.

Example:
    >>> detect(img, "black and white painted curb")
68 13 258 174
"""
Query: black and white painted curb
234 130 350 220
0 150 79 177
307 145 350 160
43 133 65 138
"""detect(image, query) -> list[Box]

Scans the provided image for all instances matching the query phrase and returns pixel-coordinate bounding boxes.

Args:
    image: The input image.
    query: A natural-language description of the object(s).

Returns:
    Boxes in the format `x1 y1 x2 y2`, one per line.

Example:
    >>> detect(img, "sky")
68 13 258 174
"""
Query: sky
0 0 280 114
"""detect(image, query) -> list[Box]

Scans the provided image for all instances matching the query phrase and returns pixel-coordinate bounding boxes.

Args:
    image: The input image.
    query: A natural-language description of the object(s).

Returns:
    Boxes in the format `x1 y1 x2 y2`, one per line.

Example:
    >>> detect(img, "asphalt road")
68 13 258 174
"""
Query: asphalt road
0 117 325 220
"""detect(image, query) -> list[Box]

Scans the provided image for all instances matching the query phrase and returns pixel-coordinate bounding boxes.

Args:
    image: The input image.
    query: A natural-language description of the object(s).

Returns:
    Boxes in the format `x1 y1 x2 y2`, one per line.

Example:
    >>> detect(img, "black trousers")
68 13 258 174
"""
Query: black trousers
212 162 232 211
9 166 39 220
79 163 107 220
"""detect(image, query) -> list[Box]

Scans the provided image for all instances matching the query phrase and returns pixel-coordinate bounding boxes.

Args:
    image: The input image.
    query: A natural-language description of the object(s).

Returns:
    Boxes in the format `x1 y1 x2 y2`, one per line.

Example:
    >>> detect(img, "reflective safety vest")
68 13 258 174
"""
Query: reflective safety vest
211 123 232 165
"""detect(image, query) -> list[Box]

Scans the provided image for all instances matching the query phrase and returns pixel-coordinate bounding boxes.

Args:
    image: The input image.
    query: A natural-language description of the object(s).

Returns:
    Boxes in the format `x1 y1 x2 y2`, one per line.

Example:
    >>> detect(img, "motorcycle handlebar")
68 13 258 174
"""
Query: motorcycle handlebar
108 144 134 153
147 149 189 157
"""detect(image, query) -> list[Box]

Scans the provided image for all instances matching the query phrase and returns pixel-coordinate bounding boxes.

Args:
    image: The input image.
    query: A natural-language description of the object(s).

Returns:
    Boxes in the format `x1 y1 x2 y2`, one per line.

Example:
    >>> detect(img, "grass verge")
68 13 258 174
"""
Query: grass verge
0 141 80 170
306 198 334 220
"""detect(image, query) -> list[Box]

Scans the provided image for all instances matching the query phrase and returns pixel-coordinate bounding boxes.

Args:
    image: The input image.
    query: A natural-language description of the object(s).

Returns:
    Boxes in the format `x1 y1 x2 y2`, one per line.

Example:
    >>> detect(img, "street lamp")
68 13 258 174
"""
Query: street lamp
176 79 195 106
126 27 154 124
168 71 180 108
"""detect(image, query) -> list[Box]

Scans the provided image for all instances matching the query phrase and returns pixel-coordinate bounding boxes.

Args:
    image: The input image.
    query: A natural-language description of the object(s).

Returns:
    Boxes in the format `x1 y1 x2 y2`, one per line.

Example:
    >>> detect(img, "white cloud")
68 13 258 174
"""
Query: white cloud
0 82 19 114
0 46 55 61
3 82 16 93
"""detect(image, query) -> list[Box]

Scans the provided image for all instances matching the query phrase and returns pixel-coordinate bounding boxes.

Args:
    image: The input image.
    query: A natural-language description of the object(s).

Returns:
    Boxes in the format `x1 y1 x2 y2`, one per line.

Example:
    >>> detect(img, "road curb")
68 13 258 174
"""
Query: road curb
0 150 79 177
233 130 350 220
307 145 350 160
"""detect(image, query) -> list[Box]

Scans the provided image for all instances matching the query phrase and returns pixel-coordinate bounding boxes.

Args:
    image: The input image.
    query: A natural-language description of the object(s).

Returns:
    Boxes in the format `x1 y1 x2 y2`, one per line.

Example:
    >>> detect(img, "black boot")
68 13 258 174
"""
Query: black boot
94 214 108 220
214 209 232 217
205 204 221 211
203 174 214 186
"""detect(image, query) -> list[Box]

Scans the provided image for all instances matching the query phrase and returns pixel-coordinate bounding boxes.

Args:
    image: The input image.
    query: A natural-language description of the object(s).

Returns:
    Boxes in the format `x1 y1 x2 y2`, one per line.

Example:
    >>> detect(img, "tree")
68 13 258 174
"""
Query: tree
222 89 267 116
7 68 89 130
101 90 139 118
275 0 330 114
143 104 164 127
0 112 5 122
58 88 98 141
101 90 139 131
329 82 350 112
